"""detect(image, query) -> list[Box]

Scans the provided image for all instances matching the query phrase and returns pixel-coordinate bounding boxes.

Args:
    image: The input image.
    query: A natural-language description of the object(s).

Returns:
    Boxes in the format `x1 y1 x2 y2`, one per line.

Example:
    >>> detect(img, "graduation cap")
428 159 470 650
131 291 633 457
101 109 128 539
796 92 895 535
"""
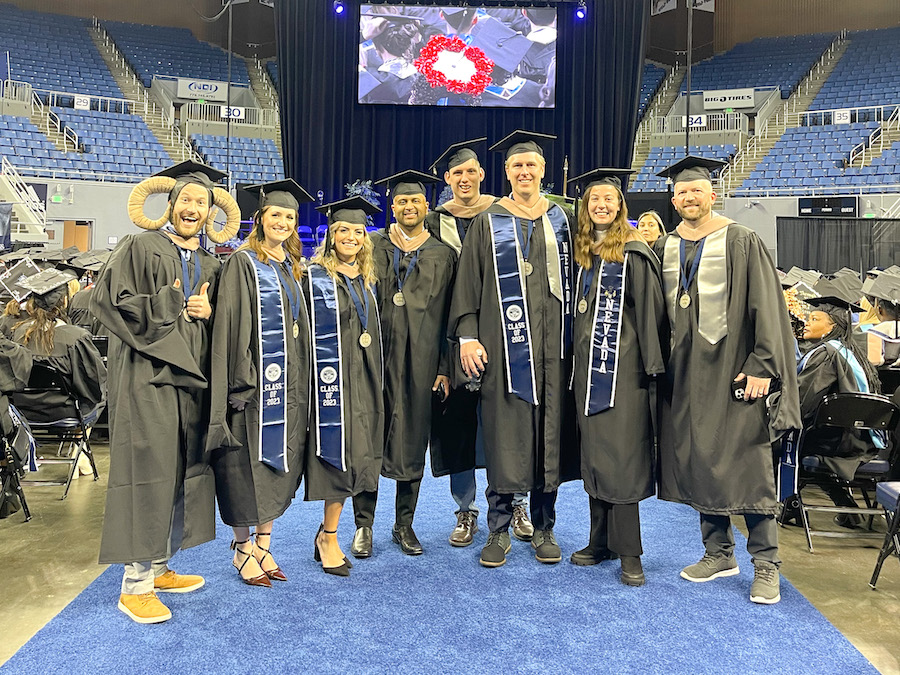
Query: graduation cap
315 196 382 227
656 156 727 185
376 170 440 199
866 271 900 305
62 249 112 273
490 130 556 160
31 246 81 264
569 168 635 196
469 18 533 75
826 272 863 303
429 138 488 174
153 160 228 198
243 179 315 213
0 256 43 303
805 294 862 316
442 8 478 31
16 267 76 309
0 247 46 264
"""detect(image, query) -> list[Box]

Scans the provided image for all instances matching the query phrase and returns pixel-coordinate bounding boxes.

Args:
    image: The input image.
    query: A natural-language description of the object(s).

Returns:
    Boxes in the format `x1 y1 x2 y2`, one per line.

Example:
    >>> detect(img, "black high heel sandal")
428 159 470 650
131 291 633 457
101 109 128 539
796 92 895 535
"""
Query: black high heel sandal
313 523 352 568
314 525 351 577
231 539 272 587
253 532 287 582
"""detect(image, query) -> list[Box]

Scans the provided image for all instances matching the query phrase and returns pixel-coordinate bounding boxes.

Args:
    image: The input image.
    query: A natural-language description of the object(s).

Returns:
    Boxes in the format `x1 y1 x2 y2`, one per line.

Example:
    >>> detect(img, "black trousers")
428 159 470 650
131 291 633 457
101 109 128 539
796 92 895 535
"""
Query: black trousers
586 497 643 557
486 486 556 533
699 512 781 567
352 479 421 528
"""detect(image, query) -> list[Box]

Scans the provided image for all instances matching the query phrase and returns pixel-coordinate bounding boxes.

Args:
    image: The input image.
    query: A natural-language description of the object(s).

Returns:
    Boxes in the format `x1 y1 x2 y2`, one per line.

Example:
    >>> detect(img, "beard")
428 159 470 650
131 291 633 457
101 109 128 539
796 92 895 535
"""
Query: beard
172 212 205 238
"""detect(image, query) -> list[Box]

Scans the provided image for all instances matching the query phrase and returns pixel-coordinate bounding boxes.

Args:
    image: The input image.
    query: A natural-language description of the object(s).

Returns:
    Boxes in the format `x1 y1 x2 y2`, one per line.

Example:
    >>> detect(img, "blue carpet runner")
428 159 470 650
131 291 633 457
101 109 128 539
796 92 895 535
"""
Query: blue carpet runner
2 473 876 674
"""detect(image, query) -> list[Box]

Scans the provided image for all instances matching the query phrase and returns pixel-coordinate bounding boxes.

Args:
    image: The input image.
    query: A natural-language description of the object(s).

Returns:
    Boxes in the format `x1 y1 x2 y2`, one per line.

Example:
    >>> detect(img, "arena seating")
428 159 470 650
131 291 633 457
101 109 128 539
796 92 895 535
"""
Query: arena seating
266 62 278 89
631 144 737 192
191 134 284 185
0 4 122 99
102 21 250 89
736 122 900 195
52 108 170 176
810 27 900 111
638 63 666 120
681 34 835 99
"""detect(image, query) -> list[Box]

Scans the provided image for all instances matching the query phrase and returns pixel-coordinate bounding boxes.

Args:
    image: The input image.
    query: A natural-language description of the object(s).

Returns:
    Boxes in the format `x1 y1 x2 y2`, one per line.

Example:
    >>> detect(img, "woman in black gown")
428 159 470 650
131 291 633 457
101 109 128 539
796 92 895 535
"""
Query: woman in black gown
305 196 384 577
208 180 314 586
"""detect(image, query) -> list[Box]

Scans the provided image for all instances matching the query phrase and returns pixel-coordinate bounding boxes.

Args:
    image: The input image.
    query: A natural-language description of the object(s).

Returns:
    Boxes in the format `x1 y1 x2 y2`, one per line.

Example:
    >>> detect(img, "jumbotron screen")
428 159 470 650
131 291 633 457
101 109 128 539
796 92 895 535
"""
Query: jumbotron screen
358 5 557 108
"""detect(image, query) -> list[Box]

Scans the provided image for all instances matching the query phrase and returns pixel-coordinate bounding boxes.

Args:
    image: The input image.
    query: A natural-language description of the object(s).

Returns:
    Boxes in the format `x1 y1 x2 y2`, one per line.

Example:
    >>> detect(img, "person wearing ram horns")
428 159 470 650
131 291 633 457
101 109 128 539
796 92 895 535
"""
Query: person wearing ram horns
91 161 241 625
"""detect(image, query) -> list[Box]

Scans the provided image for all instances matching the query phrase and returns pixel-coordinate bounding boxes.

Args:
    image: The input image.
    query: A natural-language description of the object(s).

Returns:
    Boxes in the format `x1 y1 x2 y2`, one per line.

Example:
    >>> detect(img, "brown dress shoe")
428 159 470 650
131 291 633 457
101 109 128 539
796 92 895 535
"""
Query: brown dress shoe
449 511 478 547
512 504 534 541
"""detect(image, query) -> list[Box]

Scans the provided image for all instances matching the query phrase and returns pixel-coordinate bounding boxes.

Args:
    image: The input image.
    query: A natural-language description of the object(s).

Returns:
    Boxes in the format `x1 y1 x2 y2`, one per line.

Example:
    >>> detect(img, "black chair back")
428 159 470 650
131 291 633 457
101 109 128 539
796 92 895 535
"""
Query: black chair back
90 335 108 359
813 392 900 433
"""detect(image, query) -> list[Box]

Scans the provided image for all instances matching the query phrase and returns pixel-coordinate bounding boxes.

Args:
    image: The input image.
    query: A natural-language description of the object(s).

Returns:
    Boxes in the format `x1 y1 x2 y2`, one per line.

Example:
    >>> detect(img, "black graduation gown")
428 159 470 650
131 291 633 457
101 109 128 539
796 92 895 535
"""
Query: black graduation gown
424 207 485 476
91 231 220 565
207 252 311 526
657 225 802 516
572 242 668 504
798 341 880 481
0 336 32 437
67 287 103 335
11 322 106 423
448 202 579 494
372 230 456 481
304 268 384 501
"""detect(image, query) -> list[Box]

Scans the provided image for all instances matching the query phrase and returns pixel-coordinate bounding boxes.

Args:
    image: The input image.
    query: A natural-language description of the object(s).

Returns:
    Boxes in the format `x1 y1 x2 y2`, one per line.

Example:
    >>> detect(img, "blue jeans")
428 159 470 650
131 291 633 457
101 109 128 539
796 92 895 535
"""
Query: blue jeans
450 469 526 516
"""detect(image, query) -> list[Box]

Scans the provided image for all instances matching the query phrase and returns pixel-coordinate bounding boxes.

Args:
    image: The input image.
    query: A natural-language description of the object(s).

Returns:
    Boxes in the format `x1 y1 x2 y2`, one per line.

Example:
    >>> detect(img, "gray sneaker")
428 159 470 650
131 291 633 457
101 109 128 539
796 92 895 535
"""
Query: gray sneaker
680 553 740 582
532 529 562 564
750 561 781 604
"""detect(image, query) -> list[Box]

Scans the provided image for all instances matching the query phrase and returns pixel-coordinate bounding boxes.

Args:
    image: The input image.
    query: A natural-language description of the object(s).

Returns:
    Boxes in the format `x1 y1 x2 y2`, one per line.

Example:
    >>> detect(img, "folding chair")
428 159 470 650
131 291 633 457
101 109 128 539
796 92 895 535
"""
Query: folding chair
782 392 900 552
869 481 900 589
16 363 101 500
0 424 31 522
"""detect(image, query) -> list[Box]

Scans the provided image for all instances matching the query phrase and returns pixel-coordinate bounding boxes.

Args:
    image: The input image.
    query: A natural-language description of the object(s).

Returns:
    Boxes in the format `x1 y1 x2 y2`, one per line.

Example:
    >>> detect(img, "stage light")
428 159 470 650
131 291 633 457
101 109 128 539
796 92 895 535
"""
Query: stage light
575 1 587 20
333 1 345 15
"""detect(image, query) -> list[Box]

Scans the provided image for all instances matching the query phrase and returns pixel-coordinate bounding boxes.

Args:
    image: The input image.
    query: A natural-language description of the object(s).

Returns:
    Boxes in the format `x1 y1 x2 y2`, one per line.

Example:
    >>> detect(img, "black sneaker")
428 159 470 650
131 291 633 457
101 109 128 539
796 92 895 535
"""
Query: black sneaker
532 529 562 564
620 556 645 587
570 545 619 566
479 531 511 568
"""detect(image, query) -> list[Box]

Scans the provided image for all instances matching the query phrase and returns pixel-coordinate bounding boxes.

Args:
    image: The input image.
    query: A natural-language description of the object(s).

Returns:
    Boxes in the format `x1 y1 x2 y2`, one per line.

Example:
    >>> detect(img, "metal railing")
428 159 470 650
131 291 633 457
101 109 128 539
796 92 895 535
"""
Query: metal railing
884 196 900 219
788 103 900 128
1 156 47 226
732 183 900 198
183 102 279 127
0 79 32 103
634 65 681 150
654 111 748 135
46 108 80 153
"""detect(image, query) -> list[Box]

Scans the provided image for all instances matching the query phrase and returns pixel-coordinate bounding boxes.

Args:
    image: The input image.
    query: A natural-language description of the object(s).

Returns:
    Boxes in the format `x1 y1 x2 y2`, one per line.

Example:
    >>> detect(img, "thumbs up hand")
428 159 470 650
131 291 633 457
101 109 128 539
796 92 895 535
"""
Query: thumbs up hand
186 281 212 320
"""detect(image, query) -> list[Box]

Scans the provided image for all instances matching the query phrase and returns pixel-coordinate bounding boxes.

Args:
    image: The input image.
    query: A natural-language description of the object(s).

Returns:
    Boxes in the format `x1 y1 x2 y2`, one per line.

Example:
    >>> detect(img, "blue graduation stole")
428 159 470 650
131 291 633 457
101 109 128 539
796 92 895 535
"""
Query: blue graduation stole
488 213 537 405
777 428 801 502
307 265 345 471
582 258 627 415
245 252 292 472
547 205 573 353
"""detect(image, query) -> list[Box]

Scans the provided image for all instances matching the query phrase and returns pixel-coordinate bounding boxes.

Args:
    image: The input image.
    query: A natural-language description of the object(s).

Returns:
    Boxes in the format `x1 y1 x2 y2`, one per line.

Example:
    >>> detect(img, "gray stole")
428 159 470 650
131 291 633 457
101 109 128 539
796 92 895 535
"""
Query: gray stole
662 226 729 345
439 213 463 255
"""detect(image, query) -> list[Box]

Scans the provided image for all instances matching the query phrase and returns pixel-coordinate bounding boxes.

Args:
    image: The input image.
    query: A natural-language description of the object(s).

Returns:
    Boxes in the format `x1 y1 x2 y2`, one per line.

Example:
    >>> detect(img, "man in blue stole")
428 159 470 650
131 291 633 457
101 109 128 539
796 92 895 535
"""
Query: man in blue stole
448 130 576 568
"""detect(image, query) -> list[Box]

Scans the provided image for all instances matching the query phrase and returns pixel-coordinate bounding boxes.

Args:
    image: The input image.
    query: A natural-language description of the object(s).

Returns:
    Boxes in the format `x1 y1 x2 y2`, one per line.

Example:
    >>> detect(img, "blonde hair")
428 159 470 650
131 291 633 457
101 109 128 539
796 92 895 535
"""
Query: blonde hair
574 184 632 268
236 205 304 281
15 295 67 355
504 152 546 171
310 221 377 289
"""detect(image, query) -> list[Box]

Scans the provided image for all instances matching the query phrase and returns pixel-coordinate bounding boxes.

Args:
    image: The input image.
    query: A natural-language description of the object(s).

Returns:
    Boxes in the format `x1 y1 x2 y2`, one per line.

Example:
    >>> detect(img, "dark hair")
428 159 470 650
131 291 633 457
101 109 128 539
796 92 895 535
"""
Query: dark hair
443 9 477 32
524 8 557 26
373 22 419 60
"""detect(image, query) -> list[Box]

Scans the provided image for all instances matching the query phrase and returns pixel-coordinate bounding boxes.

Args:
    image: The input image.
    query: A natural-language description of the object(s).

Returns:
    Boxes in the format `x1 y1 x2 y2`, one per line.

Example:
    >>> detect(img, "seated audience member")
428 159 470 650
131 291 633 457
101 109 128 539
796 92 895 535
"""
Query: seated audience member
0 299 22 338
636 211 665 247
864 271 900 368
792 294 883 528
10 268 106 425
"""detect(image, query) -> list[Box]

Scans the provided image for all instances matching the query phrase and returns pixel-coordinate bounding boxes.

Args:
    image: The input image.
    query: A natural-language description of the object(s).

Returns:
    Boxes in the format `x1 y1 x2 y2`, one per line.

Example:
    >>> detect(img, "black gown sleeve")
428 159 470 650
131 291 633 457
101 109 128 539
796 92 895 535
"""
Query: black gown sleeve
626 244 668 376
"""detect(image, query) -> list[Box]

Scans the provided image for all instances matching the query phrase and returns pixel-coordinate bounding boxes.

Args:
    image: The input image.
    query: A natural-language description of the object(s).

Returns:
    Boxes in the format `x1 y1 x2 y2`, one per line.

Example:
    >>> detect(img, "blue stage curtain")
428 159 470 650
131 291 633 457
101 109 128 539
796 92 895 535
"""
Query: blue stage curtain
275 0 649 220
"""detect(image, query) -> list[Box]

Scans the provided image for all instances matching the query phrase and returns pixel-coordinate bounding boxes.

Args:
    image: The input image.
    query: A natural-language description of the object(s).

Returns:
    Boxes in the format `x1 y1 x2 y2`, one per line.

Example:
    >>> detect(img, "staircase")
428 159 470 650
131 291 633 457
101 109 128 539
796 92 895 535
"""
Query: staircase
631 65 685 174
88 22 199 164
1 157 48 242
245 56 282 152
849 108 900 168
720 33 850 195
28 107 74 154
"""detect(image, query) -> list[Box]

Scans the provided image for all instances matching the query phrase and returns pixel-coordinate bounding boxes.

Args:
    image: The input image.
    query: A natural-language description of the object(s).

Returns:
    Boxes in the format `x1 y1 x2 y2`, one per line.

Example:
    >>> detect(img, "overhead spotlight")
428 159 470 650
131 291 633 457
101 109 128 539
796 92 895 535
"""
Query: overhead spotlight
333 1 345 15
575 1 587 20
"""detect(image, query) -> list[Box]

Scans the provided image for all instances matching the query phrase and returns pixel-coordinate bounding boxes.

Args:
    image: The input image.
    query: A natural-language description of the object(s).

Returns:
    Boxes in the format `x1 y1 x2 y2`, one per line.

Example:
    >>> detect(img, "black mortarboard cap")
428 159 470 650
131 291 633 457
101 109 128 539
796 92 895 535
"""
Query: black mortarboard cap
429 138 487 174
490 130 556 160
443 8 478 30
244 179 314 213
375 170 440 198
62 249 112 273
0 257 43 302
570 168 636 195
469 18 533 74
358 68 382 100
0 247 46 264
32 246 81 263
805 295 862 315
657 156 727 184
315 196 382 226
826 272 863 302
867 271 900 305
153 160 227 191
16 267 76 298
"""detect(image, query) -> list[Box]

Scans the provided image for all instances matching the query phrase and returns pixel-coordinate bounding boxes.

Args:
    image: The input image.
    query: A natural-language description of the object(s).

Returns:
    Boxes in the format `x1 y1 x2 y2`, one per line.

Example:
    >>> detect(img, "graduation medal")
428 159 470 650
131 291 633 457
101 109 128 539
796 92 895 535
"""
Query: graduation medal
679 293 691 309
578 298 588 314
393 291 406 307
292 321 300 338
359 331 372 348
523 261 534 276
